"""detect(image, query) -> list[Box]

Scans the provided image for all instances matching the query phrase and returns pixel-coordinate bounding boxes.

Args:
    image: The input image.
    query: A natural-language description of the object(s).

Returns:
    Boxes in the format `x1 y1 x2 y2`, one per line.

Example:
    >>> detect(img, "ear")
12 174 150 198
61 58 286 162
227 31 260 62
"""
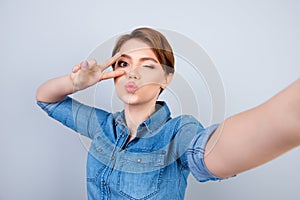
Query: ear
161 73 173 89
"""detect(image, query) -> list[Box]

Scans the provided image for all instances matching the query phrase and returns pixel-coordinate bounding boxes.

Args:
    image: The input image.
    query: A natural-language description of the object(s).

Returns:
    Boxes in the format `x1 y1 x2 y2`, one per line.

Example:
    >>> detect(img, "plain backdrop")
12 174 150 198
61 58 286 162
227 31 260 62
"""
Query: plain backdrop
1 0 300 199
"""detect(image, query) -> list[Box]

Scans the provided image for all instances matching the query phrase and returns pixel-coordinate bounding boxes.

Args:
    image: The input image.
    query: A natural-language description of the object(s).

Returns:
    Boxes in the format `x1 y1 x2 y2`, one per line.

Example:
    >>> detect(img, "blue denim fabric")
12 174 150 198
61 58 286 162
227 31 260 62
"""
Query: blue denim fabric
37 97 223 200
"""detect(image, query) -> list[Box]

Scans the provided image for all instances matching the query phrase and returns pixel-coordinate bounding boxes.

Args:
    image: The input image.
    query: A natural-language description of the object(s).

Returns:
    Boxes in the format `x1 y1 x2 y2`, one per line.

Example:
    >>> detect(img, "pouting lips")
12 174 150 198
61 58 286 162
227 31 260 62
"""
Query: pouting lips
125 82 138 93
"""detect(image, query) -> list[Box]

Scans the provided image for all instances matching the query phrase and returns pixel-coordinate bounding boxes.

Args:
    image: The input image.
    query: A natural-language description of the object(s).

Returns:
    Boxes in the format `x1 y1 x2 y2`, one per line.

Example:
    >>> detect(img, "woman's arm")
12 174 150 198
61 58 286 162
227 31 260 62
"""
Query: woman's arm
36 53 124 103
36 74 74 103
204 78 300 178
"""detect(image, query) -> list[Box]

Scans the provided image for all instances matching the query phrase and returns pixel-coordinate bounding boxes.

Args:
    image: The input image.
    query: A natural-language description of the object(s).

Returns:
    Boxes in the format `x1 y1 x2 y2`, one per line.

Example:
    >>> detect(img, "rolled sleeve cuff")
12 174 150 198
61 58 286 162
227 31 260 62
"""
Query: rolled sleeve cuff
37 101 59 113
187 124 224 182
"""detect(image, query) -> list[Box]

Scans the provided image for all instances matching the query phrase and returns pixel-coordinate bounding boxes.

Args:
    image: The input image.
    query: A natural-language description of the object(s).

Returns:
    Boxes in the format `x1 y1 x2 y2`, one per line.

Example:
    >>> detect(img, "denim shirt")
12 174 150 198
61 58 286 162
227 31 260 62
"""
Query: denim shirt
37 97 222 200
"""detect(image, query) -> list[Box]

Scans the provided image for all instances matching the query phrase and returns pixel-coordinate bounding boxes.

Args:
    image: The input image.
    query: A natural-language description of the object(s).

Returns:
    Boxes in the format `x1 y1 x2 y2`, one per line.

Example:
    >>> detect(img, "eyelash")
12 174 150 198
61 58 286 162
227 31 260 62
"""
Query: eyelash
117 61 130 68
116 61 155 69
143 65 155 69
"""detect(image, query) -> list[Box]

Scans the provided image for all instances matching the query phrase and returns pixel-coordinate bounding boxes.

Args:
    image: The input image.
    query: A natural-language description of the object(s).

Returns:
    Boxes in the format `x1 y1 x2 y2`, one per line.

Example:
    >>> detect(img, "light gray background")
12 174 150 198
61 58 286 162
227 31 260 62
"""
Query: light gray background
1 0 300 199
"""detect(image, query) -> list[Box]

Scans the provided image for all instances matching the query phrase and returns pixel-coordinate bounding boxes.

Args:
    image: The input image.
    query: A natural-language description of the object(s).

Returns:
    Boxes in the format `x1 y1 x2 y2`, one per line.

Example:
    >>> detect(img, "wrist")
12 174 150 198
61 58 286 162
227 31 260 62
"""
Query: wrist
68 73 78 93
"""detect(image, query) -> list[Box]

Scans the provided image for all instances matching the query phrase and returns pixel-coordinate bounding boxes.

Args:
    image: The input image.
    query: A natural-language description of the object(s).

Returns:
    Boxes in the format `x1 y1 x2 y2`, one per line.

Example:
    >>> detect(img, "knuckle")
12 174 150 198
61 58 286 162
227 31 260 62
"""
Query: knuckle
89 59 97 66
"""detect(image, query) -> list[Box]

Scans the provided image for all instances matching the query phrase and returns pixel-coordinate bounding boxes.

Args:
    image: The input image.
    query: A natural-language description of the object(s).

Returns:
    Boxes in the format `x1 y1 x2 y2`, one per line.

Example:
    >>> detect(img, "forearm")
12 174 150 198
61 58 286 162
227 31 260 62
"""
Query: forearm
36 74 74 103
204 78 300 178
265 78 300 140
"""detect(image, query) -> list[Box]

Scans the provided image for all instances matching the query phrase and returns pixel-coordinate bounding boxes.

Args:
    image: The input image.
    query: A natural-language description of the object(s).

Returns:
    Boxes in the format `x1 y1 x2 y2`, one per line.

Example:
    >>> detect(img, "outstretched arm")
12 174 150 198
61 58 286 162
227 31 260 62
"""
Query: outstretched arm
204 78 300 178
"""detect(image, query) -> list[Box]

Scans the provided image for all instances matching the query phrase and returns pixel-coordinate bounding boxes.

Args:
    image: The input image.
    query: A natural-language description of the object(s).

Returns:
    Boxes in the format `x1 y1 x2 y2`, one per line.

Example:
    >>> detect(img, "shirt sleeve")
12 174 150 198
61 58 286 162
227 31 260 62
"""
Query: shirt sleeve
186 124 225 182
37 96 110 139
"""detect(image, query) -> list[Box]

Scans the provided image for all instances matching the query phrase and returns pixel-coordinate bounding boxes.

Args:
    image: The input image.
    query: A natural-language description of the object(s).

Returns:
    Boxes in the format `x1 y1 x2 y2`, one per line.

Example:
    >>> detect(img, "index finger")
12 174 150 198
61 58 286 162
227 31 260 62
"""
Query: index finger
100 70 126 81
99 52 121 71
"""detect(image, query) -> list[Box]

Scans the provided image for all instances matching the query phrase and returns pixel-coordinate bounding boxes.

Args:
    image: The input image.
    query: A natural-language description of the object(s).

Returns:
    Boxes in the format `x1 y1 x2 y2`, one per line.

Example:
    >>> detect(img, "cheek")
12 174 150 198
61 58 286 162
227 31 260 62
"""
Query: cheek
113 76 119 84
113 76 124 94
137 83 161 97
113 71 126 84
141 71 166 84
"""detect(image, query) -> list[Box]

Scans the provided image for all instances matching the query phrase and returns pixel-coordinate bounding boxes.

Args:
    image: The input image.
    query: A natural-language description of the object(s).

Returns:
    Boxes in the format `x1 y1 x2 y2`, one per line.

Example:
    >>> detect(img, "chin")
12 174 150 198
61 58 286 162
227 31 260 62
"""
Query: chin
119 93 140 105
117 89 159 106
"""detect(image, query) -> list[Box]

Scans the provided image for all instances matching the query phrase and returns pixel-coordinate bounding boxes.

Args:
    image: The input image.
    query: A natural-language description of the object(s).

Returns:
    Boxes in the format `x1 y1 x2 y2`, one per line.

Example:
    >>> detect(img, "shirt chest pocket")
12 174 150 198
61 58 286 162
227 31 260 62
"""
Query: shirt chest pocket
116 151 166 200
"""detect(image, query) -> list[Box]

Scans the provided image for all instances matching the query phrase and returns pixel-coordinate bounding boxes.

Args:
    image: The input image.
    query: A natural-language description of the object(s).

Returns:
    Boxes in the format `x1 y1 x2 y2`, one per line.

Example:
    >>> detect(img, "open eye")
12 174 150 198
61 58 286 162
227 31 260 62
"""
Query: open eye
117 61 130 68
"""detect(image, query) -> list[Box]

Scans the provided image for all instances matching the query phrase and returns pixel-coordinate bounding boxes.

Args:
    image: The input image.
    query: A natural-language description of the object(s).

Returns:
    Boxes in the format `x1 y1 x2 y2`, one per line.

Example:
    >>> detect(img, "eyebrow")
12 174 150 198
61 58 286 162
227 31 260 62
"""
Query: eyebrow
120 54 158 63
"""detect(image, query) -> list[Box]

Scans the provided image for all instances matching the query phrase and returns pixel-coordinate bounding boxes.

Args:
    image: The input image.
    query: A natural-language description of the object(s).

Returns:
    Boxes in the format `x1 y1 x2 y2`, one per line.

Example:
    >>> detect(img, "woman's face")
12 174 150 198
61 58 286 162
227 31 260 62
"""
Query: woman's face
114 39 172 106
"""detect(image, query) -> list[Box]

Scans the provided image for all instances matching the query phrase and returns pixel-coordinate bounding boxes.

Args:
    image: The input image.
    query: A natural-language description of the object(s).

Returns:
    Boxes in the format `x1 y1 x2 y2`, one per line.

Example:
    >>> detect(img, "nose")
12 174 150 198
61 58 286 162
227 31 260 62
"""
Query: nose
127 67 141 80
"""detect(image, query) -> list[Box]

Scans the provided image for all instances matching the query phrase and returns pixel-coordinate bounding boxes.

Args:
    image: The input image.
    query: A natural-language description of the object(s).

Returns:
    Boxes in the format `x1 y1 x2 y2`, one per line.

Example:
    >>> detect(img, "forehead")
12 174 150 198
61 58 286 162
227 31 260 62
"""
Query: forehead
119 39 157 59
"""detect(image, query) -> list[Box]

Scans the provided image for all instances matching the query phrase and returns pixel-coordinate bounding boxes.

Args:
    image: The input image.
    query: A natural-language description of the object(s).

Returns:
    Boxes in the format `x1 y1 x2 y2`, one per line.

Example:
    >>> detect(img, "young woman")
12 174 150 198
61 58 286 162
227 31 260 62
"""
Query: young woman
36 27 300 200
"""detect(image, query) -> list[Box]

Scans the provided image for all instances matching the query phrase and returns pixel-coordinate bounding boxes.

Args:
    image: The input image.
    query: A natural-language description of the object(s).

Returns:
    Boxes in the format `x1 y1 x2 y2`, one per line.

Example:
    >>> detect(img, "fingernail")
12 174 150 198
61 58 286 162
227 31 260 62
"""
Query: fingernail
82 61 88 68
72 64 79 73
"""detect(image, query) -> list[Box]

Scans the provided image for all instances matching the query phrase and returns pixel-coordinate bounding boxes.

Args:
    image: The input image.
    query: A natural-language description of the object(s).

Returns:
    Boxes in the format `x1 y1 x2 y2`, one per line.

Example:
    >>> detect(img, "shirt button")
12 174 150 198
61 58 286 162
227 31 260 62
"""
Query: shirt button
111 156 115 160
102 181 106 186
137 158 142 163
121 134 125 138
97 148 103 152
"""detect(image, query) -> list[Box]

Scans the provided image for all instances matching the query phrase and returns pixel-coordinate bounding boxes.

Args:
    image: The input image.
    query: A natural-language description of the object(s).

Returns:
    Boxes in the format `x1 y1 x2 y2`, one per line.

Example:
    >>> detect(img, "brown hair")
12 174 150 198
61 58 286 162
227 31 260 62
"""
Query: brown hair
112 27 175 75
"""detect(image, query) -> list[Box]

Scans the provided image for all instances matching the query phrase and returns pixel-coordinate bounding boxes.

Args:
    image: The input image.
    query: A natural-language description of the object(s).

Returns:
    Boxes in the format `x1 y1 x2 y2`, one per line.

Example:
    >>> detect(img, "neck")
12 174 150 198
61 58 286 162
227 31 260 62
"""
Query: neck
124 100 157 136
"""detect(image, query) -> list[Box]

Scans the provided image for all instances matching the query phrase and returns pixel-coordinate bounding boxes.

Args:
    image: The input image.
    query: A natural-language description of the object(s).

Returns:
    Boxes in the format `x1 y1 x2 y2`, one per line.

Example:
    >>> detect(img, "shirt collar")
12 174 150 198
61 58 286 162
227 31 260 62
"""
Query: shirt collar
114 101 171 134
